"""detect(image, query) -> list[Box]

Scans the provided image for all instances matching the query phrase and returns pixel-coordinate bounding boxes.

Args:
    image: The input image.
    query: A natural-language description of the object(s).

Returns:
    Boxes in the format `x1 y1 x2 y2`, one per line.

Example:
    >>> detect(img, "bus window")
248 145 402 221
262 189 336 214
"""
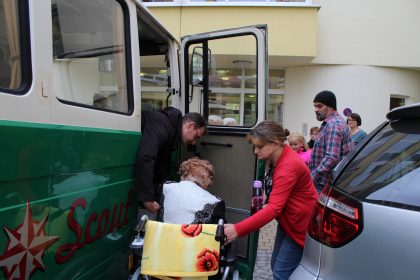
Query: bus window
137 12 171 112
187 35 258 127
52 0 131 114
140 55 170 111
0 0 22 90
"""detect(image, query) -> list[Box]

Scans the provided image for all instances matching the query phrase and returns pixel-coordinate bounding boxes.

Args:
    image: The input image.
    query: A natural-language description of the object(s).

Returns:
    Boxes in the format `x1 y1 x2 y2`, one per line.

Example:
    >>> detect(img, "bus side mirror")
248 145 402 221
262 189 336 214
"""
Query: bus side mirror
190 46 211 87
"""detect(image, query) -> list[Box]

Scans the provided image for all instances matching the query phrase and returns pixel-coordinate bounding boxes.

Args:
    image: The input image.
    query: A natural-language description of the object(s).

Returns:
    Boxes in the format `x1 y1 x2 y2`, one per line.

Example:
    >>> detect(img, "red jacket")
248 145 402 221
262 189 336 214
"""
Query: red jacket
235 145 318 247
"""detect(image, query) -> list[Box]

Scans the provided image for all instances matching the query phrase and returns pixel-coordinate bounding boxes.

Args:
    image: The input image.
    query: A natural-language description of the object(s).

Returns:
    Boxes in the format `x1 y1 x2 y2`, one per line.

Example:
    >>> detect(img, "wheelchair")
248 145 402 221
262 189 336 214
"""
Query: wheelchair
129 215 239 280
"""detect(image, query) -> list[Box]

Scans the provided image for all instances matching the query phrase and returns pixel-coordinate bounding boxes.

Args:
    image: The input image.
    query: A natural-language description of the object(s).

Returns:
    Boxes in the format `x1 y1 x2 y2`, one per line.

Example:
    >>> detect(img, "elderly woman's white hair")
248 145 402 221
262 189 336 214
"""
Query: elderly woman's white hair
223 117 237 126
208 115 223 125
179 158 214 189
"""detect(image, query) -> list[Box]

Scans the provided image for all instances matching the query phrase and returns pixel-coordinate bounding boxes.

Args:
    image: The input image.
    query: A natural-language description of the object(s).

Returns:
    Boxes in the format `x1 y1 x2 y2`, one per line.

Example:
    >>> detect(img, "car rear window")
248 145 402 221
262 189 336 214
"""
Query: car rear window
334 118 420 211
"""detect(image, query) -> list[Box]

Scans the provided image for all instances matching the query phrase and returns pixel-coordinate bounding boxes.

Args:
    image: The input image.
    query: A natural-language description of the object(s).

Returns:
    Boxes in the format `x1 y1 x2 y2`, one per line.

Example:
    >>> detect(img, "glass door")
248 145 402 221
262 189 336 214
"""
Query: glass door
180 25 268 280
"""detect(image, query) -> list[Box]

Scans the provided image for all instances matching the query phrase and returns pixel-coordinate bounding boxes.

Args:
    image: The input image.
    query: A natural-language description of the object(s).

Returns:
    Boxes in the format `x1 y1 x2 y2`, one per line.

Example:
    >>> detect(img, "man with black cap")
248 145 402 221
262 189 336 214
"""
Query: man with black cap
308 90 352 192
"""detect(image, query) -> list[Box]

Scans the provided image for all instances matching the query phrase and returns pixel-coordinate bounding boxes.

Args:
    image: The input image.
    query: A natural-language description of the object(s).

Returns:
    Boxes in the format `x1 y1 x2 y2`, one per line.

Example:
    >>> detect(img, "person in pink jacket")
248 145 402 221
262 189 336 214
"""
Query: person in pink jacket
288 132 312 165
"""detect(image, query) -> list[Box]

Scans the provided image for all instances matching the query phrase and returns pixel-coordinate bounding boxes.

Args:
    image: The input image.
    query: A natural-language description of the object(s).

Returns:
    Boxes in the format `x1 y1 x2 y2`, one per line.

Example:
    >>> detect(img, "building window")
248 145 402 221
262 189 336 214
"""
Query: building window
267 92 283 124
266 68 284 124
141 62 171 112
142 0 309 3
141 64 285 124
390 96 406 110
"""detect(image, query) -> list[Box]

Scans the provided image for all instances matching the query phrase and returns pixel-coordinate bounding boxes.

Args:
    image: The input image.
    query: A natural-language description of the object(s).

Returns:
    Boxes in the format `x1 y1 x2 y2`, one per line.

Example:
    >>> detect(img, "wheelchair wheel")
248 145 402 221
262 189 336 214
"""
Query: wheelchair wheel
129 267 150 280
231 270 240 280
129 266 140 280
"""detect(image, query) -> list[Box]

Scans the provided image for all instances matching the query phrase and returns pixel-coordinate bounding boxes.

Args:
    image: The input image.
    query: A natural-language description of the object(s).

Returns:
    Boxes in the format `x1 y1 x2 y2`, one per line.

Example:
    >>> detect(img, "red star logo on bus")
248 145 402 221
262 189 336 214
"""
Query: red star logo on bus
0 200 59 280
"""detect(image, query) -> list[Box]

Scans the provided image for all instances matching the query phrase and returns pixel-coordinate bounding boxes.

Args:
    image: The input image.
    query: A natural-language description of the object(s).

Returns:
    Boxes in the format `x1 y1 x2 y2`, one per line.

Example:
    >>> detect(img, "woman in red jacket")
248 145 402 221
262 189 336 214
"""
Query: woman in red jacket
224 121 318 280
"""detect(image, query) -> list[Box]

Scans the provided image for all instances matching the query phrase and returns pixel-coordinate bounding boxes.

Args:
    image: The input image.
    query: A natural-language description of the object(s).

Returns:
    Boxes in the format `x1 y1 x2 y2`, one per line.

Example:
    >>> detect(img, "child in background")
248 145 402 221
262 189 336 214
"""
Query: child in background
307 126 319 148
288 132 312 165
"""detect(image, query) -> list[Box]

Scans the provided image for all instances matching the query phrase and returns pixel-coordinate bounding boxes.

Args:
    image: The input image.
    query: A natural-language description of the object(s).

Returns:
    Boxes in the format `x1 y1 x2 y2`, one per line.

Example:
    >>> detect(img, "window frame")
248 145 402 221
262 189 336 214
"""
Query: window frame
52 0 134 116
181 28 267 131
0 0 32 95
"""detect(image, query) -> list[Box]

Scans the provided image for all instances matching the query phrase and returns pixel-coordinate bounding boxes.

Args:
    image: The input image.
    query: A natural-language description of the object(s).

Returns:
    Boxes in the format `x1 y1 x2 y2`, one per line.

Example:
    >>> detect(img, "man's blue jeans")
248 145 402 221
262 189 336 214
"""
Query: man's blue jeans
271 224 303 280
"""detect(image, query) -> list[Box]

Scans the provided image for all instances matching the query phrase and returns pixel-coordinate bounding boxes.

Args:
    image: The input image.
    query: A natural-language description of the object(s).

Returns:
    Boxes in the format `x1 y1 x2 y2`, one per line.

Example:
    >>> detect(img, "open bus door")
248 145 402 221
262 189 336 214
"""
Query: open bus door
179 26 268 280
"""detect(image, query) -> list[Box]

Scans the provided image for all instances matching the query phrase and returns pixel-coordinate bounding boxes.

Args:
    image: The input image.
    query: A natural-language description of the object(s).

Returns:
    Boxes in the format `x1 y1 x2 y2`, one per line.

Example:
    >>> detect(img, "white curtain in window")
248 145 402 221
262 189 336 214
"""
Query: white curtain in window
113 4 127 112
3 0 21 89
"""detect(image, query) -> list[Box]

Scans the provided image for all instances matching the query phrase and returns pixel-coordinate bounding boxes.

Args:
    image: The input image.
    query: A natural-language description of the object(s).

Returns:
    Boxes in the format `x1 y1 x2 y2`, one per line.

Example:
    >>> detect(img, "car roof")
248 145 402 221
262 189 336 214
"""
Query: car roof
386 102 420 121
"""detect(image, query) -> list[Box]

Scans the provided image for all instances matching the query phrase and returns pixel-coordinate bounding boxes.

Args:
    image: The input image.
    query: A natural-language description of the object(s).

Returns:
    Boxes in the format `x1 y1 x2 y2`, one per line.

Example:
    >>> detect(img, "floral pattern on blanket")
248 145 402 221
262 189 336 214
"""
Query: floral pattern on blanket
181 224 203 237
196 248 219 272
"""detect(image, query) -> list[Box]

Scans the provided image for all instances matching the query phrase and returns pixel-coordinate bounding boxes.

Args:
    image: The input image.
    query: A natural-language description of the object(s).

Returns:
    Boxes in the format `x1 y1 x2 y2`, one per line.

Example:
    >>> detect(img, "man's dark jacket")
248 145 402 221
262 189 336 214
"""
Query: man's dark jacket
134 107 182 204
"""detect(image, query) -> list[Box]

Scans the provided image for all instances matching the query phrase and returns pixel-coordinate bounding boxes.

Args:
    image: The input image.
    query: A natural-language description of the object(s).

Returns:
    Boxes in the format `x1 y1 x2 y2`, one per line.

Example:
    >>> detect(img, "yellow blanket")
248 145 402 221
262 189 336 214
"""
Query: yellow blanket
141 221 220 280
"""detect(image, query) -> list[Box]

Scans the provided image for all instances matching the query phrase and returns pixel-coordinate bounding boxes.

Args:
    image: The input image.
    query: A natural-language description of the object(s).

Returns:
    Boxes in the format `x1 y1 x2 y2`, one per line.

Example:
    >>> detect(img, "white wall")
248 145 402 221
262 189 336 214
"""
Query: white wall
312 0 420 68
283 65 420 139
281 0 420 140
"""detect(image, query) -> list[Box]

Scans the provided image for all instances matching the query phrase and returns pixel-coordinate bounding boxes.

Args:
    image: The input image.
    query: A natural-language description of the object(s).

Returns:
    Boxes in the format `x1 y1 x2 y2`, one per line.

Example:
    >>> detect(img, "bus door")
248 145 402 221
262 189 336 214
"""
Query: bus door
179 26 268 280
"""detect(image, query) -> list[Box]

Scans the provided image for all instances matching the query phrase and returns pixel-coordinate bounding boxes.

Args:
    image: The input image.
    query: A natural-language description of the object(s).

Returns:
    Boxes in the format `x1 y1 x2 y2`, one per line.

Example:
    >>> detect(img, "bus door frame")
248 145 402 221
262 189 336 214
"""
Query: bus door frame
178 25 268 280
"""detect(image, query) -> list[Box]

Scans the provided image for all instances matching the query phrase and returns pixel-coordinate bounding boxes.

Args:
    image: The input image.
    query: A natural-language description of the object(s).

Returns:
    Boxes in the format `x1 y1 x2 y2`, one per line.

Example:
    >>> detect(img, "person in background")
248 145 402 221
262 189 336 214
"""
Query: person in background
223 117 237 126
208 115 224 125
224 121 318 280
307 126 319 149
135 107 206 213
288 132 312 165
347 112 367 146
160 158 225 224
309 90 352 192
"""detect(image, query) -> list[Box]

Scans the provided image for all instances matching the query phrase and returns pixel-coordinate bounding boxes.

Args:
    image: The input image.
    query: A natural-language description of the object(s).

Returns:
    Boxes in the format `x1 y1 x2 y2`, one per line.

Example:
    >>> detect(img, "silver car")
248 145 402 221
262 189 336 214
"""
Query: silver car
290 103 420 280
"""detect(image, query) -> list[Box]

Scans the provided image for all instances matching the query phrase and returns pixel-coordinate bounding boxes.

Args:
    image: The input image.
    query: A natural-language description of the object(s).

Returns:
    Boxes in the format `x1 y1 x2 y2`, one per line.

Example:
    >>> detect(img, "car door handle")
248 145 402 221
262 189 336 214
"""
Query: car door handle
200 141 233 148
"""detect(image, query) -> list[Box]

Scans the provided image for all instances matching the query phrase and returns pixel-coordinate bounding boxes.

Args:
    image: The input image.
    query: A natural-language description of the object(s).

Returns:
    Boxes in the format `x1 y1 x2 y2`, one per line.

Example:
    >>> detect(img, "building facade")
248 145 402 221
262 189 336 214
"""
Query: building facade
142 0 420 136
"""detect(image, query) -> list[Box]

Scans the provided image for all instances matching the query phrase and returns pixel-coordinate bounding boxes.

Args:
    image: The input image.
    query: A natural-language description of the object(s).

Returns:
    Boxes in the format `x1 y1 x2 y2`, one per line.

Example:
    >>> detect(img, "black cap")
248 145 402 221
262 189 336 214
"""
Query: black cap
313 90 337 110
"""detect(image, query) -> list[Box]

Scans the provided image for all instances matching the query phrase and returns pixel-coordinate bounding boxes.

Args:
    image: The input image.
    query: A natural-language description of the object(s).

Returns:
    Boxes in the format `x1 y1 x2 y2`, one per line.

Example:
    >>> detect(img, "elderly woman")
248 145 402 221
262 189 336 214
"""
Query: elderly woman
159 158 225 224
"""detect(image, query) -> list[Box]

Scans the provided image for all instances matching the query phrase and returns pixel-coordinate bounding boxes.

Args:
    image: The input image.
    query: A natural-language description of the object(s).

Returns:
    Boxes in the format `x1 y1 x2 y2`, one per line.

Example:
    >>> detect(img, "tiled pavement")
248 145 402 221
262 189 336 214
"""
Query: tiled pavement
252 220 277 279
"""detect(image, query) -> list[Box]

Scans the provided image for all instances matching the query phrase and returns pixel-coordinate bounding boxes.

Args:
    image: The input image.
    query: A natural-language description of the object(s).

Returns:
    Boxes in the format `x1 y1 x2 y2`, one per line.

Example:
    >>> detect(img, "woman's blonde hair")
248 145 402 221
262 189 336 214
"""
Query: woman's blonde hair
288 132 309 151
247 121 290 146
179 158 214 188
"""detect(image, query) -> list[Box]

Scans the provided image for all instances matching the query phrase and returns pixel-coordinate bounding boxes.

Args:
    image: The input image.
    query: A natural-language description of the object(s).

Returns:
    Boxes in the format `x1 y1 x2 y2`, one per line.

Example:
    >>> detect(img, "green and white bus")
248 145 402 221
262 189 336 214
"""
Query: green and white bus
0 0 268 279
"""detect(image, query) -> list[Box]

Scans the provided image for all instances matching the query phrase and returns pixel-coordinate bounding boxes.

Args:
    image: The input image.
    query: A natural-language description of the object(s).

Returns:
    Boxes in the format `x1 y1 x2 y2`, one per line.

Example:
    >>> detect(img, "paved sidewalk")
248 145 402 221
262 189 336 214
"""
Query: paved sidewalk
252 220 277 279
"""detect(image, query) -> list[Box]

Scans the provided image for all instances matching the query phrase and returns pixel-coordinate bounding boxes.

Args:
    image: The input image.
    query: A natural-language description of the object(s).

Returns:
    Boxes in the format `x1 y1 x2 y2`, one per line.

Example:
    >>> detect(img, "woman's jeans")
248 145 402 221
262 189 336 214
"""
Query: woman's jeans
271 224 303 280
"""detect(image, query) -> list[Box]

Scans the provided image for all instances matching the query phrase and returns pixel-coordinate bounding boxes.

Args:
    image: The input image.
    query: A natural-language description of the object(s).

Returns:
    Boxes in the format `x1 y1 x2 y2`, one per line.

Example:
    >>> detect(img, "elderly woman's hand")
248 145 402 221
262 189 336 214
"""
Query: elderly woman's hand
224 224 238 243
144 201 161 213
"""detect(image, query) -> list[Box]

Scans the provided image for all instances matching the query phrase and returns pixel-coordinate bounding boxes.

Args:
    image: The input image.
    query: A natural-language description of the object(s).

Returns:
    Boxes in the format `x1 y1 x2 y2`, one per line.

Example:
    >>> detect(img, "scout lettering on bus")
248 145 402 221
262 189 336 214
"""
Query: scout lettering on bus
56 192 132 264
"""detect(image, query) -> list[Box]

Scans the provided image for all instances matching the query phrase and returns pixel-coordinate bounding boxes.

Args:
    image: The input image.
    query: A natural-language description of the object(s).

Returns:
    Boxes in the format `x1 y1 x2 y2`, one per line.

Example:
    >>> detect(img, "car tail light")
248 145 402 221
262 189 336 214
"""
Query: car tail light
308 186 363 247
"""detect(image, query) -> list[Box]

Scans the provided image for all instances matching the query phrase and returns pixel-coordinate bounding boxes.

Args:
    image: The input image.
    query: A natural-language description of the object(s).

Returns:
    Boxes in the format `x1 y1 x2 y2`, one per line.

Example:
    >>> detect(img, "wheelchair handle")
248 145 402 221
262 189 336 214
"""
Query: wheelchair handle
215 219 224 242
135 214 149 233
